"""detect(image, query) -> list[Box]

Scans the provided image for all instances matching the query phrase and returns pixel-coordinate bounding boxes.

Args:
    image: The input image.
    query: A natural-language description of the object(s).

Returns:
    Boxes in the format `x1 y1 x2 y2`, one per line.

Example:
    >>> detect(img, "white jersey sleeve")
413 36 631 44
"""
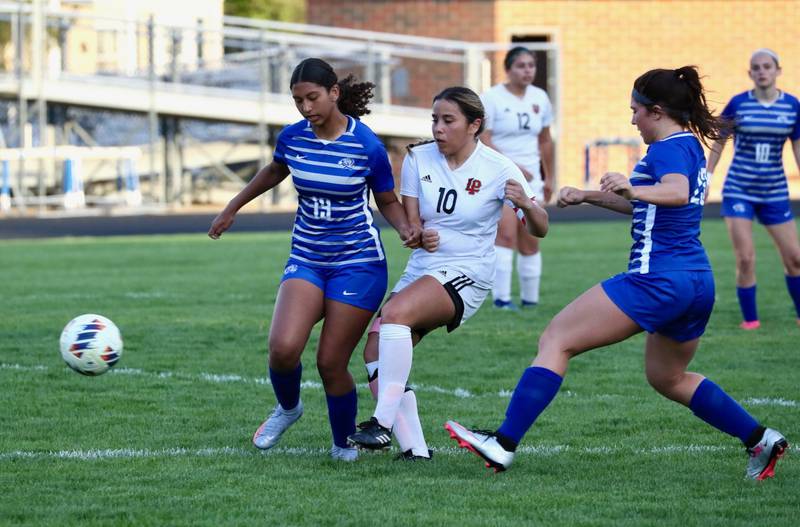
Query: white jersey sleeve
400 150 420 198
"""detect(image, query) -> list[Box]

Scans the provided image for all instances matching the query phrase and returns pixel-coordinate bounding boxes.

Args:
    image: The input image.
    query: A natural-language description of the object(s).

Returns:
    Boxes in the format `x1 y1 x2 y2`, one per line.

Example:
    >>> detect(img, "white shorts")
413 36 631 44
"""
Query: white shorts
391 263 490 332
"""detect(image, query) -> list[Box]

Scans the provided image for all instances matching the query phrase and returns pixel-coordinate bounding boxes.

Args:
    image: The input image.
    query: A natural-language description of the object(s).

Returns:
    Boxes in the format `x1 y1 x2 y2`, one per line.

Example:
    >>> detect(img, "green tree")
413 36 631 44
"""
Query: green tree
224 0 306 23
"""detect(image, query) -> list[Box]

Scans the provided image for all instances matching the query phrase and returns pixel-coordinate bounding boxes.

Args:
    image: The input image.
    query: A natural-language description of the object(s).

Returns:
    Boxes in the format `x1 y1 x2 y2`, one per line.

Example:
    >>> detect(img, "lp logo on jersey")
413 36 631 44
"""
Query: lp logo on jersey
465 178 482 195
532 104 540 114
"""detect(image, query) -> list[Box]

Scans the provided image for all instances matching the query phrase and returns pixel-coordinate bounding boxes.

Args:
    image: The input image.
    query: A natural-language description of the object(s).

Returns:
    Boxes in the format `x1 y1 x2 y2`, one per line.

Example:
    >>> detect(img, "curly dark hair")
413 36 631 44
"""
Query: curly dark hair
290 58 375 117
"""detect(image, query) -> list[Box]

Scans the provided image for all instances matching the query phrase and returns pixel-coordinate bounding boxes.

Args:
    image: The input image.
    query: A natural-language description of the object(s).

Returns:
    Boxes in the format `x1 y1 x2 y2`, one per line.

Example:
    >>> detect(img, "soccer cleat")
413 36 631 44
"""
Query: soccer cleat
395 449 433 461
330 444 359 462
444 420 514 472
520 300 538 309
252 401 304 450
493 299 518 311
739 320 761 330
745 428 788 480
347 417 393 450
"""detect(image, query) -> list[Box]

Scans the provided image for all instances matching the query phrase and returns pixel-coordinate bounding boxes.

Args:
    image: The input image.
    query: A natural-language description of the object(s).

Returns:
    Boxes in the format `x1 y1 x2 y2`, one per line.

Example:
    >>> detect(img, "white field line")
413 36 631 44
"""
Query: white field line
2 363 798 408
0 444 737 462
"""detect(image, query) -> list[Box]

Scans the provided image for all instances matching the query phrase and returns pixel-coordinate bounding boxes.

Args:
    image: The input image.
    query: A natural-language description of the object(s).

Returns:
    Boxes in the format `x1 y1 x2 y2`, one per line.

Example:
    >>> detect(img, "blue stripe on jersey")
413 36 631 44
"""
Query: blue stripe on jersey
722 91 800 202
627 132 711 274
273 116 395 266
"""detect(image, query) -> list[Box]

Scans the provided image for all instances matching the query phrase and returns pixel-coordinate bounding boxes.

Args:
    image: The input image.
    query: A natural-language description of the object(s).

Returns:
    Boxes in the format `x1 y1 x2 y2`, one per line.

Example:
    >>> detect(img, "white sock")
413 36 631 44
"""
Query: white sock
374 324 413 429
493 246 514 303
518 251 542 304
397 390 429 457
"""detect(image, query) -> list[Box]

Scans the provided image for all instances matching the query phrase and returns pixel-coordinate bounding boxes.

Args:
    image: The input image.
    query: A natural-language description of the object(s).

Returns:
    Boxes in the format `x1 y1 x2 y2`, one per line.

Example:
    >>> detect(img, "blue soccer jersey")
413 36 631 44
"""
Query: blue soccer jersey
273 116 395 266
627 132 711 274
721 90 800 203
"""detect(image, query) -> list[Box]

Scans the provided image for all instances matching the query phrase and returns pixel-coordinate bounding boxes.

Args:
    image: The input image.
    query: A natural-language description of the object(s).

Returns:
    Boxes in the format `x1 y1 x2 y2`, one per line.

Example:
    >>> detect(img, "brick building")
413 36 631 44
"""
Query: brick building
308 0 800 198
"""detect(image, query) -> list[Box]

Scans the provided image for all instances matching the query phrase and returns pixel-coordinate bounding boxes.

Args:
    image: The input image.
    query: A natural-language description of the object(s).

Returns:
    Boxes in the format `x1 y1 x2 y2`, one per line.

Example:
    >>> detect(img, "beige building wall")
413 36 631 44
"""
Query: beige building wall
496 0 800 198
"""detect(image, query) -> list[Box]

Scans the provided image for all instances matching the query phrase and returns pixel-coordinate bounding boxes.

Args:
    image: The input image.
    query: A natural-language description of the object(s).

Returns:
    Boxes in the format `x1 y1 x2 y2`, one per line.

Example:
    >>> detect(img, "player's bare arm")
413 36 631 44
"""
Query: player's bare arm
375 190 420 248
601 172 689 207
538 126 555 202
401 195 425 249
559 185 633 215
505 178 548 237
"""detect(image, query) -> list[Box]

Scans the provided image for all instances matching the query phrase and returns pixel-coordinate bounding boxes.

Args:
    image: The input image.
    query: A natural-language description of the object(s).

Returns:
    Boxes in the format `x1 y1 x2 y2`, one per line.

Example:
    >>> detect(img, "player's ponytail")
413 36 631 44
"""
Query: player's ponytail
290 58 375 118
633 66 730 146
336 74 375 118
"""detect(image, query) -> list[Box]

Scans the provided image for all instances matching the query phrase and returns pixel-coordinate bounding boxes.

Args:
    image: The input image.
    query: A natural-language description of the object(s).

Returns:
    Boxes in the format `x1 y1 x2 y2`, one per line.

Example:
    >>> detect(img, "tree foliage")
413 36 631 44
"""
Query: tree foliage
224 0 306 23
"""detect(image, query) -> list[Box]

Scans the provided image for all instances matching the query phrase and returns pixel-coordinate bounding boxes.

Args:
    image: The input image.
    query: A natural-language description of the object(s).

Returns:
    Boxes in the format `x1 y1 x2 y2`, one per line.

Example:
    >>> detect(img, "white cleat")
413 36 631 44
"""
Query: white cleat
330 445 359 462
746 428 788 480
252 401 304 450
445 420 514 472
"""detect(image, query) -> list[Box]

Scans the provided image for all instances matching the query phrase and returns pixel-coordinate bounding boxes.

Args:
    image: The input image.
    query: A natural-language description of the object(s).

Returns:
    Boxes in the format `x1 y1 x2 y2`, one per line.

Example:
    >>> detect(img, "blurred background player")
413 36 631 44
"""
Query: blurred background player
208 58 418 461
480 46 555 310
446 66 788 480
348 87 548 452
706 48 800 330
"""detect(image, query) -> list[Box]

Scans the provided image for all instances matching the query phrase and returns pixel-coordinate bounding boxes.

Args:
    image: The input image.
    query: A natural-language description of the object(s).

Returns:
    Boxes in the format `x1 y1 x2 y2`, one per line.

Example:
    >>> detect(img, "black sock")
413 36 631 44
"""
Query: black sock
744 425 766 449
494 431 518 452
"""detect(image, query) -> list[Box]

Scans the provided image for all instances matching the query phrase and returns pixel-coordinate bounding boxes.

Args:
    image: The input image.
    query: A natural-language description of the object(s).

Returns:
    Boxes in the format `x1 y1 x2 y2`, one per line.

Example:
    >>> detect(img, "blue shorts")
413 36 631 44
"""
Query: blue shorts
601 270 715 342
721 197 794 226
281 259 387 312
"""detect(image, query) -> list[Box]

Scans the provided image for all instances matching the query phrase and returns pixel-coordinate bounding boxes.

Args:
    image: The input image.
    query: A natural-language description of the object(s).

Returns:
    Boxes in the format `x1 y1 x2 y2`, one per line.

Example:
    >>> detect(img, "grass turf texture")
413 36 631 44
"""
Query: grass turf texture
1 218 797 526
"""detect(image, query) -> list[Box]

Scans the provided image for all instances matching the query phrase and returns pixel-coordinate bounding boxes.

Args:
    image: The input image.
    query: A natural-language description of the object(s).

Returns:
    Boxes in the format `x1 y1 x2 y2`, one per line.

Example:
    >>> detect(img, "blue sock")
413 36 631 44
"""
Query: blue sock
689 378 759 444
497 366 563 445
785 275 800 318
326 389 357 448
269 364 302 410
736 285 758 322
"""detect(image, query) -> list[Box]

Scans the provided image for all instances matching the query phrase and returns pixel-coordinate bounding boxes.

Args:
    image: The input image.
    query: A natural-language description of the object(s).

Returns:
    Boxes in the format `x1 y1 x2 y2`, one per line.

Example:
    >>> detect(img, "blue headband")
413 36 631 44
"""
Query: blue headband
631 89 655 106
632 88 690 121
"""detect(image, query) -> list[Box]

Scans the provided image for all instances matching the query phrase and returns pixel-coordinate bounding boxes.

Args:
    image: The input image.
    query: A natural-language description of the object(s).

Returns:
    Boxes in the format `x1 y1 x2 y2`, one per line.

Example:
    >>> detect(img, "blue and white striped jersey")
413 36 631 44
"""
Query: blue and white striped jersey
273 116 395 266
721 90 800 203
627 132 711 274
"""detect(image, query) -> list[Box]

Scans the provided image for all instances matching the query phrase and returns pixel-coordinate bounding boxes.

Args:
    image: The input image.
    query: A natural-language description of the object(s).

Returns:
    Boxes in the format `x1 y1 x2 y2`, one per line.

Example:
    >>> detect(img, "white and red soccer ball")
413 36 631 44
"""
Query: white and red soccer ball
59 314 123 376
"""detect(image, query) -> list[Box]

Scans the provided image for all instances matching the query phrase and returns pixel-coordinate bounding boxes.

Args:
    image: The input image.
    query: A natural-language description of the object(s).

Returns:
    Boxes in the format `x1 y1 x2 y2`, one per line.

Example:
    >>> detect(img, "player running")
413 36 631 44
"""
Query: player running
706 48 800 330
209 58 418 461
347 86 549 453
446 66 788 480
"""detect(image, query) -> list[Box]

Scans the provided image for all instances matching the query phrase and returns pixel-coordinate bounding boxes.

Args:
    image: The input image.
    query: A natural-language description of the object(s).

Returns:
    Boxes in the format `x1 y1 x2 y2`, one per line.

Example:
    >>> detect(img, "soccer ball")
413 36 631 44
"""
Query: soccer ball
59 314 123 376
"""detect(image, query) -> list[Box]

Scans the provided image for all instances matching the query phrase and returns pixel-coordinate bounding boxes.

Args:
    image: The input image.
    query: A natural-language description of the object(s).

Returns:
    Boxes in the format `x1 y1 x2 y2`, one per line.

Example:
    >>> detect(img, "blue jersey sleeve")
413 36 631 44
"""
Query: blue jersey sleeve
273 126 290 165
720 96 738 138
791 97 800 141
647 142 691 182
366 141 395 193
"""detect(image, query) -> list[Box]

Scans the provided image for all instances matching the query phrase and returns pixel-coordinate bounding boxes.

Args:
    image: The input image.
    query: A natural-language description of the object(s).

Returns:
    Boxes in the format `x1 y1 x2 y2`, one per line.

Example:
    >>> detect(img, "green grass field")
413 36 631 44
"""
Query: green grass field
1 218 797 526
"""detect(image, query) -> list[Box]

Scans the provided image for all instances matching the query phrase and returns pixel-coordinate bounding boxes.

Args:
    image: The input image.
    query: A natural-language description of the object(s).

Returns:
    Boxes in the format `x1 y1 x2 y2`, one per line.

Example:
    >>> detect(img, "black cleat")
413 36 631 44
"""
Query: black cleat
347 417 393 450
395 449 433 461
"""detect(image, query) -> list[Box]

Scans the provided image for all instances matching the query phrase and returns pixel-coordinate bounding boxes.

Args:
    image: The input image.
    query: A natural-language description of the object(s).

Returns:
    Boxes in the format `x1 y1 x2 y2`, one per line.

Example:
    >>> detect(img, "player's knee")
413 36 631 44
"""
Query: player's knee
735 252 755 273
268 335 302 368
537 325 572 360
379 301 414 326
645 369 680 398
782 250 800 274
316 355 346 382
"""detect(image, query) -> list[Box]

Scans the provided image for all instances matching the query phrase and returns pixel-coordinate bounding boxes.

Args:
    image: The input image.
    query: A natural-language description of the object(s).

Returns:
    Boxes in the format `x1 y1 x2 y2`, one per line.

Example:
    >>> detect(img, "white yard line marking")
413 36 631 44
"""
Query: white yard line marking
2 363 798 407
0 444 737 462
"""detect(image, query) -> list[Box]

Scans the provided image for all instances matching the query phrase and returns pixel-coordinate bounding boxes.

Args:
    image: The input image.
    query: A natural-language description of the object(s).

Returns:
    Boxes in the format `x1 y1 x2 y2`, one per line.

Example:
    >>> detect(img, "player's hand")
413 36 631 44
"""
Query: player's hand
600 172 635 200
504 179 533 210
543 180 553 204
557 186 584 208
208 210 235 239
421 228 439 252
401 224 423 249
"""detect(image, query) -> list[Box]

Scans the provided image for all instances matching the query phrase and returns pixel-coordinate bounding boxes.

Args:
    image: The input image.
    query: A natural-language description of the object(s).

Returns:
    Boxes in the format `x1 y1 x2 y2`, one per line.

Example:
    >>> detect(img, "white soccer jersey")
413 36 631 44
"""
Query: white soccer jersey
400 141 534 288
481 83 553 178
